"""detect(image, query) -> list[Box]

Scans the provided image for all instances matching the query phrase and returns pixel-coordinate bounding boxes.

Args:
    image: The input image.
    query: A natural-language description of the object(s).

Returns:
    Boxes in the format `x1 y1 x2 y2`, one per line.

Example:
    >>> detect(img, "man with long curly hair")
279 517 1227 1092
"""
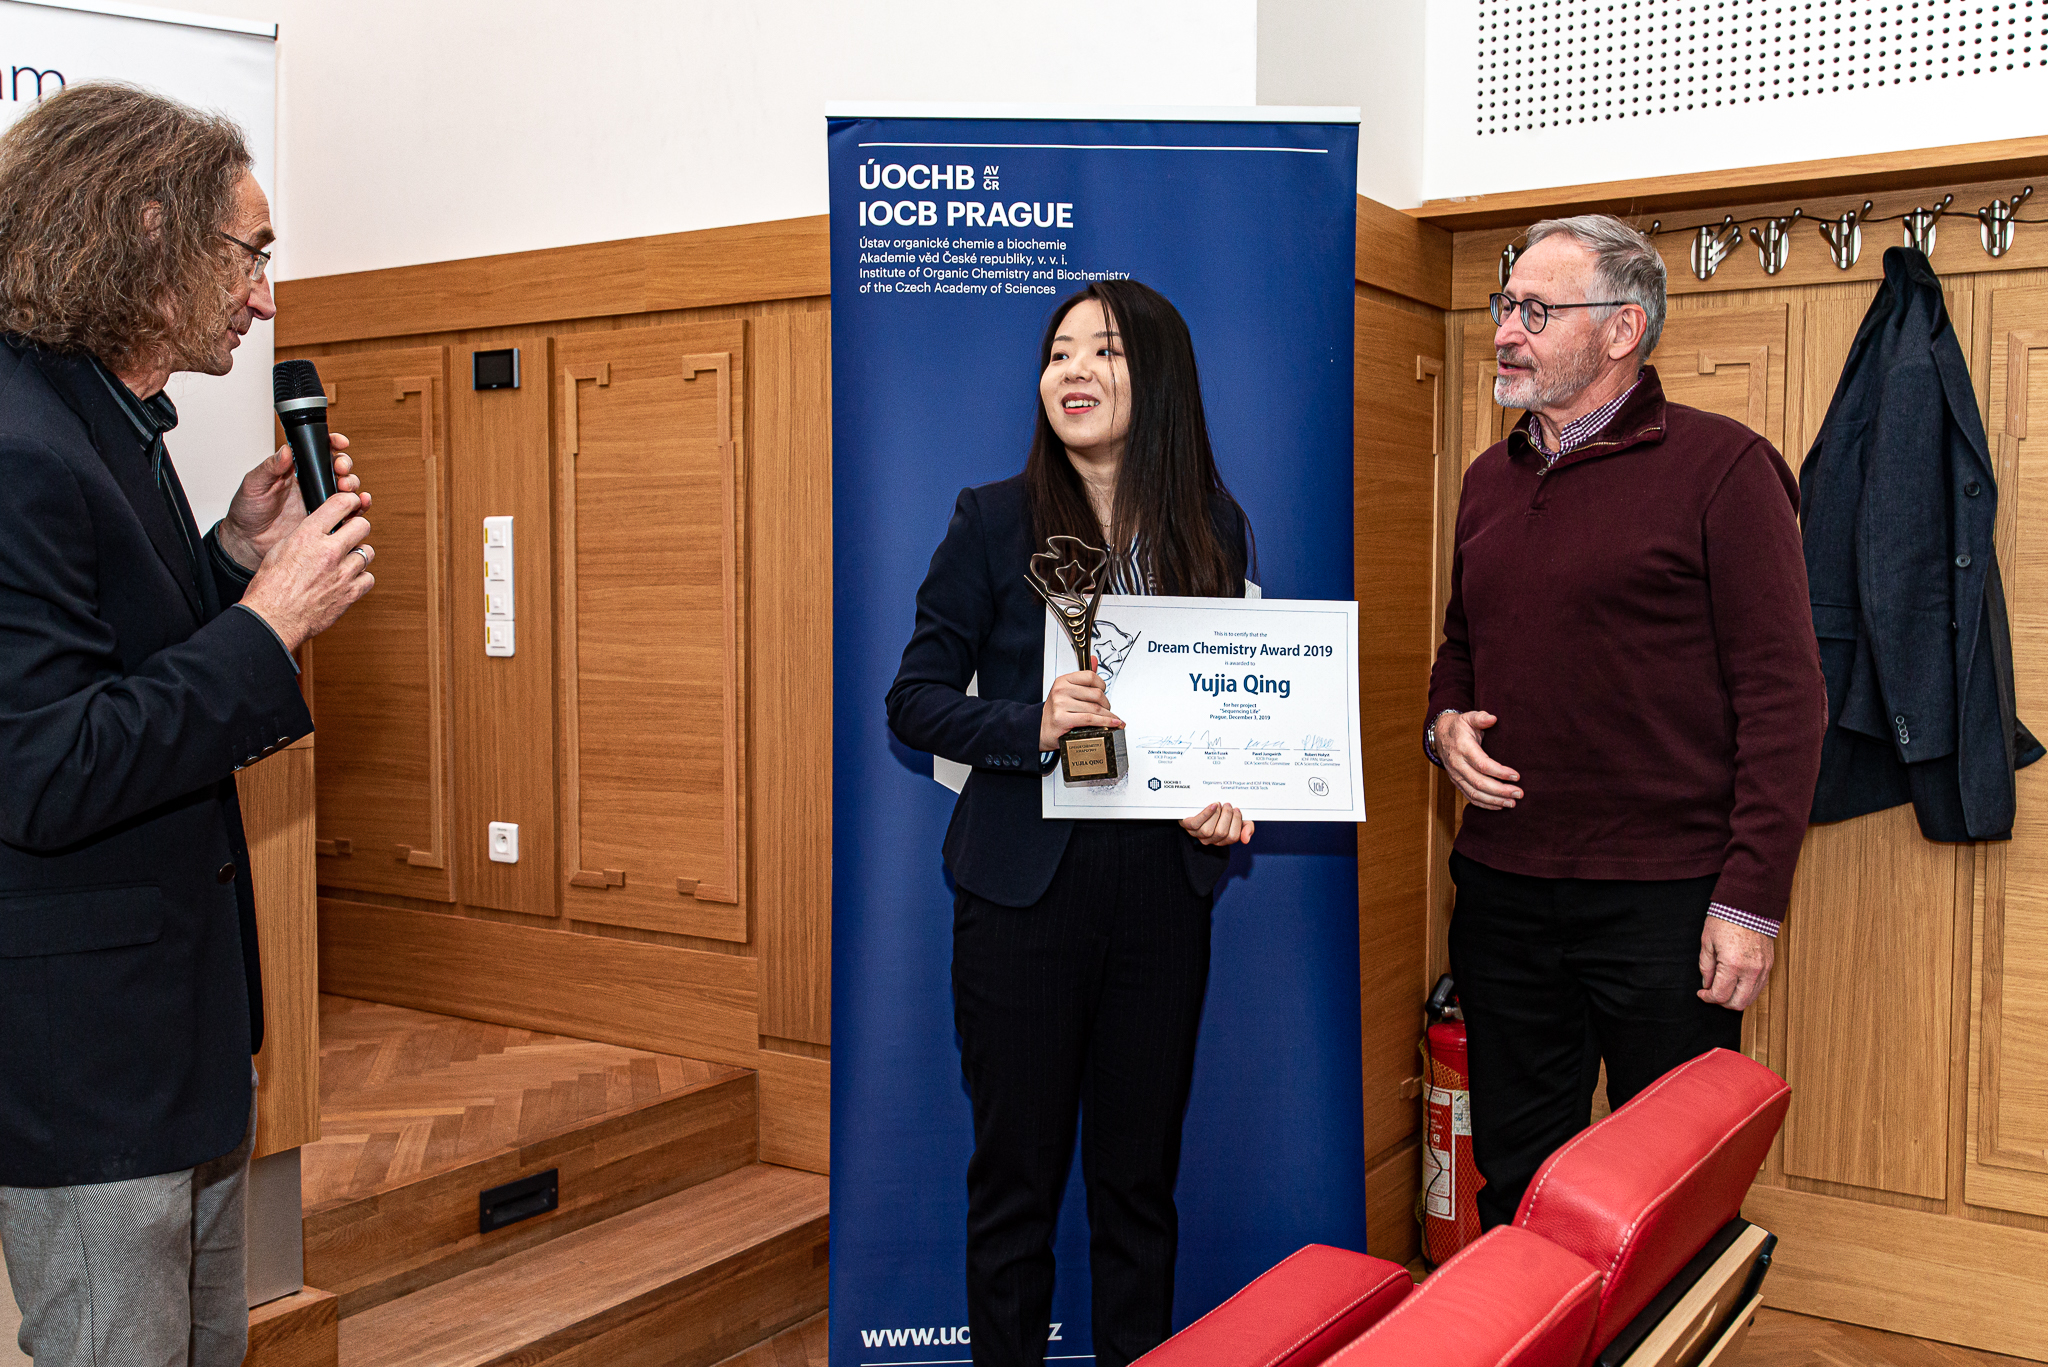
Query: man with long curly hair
0 83 375 1365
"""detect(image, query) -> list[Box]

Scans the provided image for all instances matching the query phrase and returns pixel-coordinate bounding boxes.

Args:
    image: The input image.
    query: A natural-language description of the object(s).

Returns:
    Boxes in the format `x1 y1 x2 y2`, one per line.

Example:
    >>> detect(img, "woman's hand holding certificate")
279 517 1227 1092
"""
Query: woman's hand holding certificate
1041 594 1368 823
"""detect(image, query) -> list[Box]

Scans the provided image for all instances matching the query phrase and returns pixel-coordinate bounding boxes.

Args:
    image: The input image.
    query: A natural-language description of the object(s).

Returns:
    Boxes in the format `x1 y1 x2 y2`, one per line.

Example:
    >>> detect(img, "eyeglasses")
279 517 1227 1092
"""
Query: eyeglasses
1489 292 1630 333
219 231 271 284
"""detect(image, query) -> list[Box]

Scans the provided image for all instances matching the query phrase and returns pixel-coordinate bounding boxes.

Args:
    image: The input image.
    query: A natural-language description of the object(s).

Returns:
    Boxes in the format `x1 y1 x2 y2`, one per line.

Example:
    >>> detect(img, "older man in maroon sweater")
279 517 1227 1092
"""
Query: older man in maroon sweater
1426 215 1826 1229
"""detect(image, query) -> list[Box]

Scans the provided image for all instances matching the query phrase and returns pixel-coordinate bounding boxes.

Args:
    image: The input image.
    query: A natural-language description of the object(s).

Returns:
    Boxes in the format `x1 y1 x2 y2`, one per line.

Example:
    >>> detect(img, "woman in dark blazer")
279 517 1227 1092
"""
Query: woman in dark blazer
886 279 1255 1367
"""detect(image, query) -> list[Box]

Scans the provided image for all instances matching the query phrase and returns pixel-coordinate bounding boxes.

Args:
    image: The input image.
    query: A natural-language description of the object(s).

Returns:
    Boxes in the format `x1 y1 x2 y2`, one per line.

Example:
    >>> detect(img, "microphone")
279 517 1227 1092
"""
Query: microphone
273 359 338 515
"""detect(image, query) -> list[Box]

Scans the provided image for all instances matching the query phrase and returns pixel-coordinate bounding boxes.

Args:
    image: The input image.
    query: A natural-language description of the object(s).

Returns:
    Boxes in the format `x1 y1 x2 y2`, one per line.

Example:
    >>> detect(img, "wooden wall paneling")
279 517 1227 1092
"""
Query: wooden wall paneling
1443 177 2048 312
446 333 560 919
1357 196 1454 311
239 737 320 1157
750 311 833 1047
1353 290 1444 1205
273 216 829 349
302 346 455 902
1967 285 2048 1221
1364 1142 1422 1266
317 899 759 1068
1759 281 1957 1202
1458 315 1515 472
1743 1185 2048 1362
755 1049 829 1175
1425 312 1485 991
1649 304 1789 451
1410 134 2048 231
554 322 749 942
1779 805 1957 1199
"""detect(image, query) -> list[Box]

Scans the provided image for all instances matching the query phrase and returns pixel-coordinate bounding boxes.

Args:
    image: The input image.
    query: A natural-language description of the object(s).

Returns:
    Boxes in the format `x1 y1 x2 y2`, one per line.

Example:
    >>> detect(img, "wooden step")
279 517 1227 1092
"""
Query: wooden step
339 1163 829 1367
247 1289 340 1367
712 1311 825 1367
306 995 756 1314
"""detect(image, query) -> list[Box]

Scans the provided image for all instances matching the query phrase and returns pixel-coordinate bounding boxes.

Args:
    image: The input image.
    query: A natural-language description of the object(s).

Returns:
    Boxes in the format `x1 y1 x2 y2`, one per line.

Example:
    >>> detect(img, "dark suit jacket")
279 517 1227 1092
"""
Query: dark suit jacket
1800 247 2042 840
885 474 1246 907
0 337 312 1186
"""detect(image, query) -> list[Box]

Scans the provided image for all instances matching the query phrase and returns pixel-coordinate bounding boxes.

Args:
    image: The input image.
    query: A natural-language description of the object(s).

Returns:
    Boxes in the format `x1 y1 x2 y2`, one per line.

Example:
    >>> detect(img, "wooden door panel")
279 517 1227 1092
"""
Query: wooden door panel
1460 340 1514 471
1780 804 1957 1198
555 323 747 942
1969 287 2048 1218
1648 306 1788 451
303 347 453 902
1773 290 1958 1200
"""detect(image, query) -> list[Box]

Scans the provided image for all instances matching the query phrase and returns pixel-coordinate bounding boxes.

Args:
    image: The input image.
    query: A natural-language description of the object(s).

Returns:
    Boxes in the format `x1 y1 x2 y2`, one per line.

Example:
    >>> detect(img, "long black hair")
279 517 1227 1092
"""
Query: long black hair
1023 279 1249 597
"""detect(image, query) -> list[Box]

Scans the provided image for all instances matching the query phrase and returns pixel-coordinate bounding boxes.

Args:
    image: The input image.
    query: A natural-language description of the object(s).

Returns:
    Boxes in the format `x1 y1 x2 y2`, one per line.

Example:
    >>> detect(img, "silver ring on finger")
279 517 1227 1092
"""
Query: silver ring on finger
350 545 373 564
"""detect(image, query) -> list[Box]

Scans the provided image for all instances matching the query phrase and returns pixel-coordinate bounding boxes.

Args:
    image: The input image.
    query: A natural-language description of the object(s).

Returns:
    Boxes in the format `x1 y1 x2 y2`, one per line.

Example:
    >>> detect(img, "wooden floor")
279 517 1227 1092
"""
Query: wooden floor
1742 1308 2042 1366
306 994 746 1211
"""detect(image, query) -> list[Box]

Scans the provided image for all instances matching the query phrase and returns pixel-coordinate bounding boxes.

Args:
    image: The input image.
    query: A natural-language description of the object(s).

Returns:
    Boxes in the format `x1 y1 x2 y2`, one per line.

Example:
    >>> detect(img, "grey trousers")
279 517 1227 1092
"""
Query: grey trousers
0 1085 254 1367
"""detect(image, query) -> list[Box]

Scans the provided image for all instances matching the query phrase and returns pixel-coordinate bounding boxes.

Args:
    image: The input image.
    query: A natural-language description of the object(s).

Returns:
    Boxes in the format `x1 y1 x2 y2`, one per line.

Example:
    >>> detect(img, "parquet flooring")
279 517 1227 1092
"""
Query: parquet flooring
1741 1308 2042 1366
306 994 746 1212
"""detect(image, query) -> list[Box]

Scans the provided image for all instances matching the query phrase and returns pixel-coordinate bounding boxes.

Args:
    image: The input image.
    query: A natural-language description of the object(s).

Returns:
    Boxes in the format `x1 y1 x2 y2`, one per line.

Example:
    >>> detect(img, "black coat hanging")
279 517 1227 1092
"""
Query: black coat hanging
1800 246 2043 841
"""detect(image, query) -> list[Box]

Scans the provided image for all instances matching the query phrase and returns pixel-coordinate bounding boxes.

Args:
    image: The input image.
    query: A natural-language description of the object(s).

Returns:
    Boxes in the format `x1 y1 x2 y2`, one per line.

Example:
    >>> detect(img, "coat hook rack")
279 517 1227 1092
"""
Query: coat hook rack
1816 201 1872 271
1499 241 1521 290
1686 216 1742 281
1903 194 1953 256
1979 185 2033 258
1749 209 1803 275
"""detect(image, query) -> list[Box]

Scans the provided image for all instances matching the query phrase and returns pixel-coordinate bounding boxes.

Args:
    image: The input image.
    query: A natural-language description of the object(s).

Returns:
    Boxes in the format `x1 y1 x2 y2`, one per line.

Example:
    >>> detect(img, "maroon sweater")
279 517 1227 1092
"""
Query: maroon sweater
1426 367 1826 922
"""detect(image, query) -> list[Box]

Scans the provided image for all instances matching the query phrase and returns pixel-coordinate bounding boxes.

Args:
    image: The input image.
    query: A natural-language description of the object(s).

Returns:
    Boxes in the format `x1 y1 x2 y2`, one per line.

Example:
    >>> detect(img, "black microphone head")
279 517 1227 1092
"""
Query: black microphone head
273 358 325 408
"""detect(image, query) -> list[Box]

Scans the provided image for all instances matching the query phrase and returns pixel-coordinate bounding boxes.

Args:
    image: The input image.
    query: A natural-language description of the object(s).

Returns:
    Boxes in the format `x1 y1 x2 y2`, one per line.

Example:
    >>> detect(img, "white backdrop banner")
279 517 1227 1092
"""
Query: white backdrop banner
0 0 276 530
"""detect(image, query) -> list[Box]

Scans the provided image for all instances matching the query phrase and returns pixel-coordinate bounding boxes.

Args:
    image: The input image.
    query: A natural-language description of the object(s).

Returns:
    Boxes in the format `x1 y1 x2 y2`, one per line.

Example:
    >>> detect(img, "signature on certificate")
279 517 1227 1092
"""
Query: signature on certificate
1132 730 1344 752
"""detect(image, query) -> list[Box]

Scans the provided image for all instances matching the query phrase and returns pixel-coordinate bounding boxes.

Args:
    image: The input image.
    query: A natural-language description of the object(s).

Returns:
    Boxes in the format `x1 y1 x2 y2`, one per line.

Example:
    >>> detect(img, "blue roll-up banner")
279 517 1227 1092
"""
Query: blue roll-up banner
830 106 1364 1365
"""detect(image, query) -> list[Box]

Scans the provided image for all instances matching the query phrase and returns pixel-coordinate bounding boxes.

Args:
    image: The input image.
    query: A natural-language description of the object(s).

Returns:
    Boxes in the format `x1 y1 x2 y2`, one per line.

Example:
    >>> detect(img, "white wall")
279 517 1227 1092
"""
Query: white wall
1258 0 1426 211
178 0 1258 281
1421 0 2048 203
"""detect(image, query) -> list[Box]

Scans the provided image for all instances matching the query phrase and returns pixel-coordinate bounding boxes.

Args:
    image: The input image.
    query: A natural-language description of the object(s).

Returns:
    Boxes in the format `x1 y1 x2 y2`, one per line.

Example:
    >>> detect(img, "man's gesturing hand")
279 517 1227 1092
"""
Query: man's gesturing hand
1436 709 1523 810
238 492 375 653
215 434 364 571
1698 917 1774 1011
1040 655 1123 752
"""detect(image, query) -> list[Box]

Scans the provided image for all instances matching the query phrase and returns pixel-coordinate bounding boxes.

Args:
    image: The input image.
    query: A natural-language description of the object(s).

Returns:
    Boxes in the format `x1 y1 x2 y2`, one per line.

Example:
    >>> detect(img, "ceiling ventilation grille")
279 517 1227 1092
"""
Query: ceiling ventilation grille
1476 0 2039 133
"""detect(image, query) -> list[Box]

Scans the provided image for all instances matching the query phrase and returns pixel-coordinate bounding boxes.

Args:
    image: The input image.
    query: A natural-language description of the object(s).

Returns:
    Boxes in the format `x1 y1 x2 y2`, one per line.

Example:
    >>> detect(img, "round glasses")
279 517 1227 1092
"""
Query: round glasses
1488 292 1629 333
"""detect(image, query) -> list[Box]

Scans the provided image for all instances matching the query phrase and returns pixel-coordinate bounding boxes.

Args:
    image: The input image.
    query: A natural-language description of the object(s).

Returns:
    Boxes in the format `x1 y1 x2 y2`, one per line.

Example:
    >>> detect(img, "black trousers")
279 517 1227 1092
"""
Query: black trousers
1446 851 1743 1231
952 822 1212 1367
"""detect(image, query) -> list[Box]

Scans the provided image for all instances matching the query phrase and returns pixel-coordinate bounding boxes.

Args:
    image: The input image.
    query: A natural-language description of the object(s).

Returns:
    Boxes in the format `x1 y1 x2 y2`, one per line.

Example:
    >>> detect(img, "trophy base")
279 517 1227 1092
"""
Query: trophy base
1058 726 1128 784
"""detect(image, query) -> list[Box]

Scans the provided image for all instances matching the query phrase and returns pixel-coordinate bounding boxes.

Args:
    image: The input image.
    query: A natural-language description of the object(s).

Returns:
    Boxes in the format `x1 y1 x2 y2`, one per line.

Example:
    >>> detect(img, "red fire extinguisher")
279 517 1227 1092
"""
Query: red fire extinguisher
1419 975 1484 1267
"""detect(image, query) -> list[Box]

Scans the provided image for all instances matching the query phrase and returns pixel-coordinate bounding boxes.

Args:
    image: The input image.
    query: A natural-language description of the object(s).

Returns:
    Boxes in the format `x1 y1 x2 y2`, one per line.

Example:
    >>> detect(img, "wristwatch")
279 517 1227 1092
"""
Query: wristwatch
1424 709 1460 766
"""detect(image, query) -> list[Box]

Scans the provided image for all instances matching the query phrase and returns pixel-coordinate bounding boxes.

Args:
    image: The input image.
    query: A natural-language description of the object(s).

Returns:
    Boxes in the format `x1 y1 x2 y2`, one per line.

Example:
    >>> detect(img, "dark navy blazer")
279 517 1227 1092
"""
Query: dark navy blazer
0 337 312 1185
1800 248 2042 839
885 474 1246 907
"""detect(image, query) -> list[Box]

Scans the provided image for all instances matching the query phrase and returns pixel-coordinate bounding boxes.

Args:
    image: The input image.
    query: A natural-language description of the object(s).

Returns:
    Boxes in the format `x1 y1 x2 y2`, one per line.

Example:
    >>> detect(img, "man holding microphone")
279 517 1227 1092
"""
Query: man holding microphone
0 83 373 1364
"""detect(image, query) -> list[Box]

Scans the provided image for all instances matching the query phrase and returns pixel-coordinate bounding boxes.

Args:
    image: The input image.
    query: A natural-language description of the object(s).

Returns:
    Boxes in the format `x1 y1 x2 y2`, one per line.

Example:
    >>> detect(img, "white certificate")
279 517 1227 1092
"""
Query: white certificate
1041 594 1367 822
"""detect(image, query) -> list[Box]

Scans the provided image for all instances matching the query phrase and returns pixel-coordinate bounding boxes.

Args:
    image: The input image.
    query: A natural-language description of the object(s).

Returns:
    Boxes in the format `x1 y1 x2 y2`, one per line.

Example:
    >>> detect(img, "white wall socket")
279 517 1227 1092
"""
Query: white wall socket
488 822 519 864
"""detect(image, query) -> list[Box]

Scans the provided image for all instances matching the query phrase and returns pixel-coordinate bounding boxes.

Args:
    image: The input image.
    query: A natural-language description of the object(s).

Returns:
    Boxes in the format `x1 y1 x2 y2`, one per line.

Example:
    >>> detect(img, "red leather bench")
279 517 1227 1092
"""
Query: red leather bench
1136 1048 1790 1367
1327 1227 1604 1367
1133 1244 1412 1367
1514 1048 1789 1365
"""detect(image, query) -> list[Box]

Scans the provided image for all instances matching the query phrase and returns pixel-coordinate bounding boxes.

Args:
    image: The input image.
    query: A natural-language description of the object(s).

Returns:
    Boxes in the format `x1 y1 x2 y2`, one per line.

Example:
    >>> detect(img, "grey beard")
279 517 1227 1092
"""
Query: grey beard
1494 333 1606 412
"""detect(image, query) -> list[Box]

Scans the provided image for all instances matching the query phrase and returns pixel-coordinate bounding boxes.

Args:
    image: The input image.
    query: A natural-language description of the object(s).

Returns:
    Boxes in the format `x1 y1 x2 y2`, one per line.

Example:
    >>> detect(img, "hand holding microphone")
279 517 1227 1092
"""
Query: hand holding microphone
273 359 345 519
216 359 369 569
228 358 377 650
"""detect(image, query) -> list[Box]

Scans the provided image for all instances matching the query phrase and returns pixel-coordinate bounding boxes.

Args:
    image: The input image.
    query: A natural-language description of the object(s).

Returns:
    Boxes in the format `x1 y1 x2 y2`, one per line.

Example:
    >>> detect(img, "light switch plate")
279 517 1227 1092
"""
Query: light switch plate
488 822 519 864
484 516 515 657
